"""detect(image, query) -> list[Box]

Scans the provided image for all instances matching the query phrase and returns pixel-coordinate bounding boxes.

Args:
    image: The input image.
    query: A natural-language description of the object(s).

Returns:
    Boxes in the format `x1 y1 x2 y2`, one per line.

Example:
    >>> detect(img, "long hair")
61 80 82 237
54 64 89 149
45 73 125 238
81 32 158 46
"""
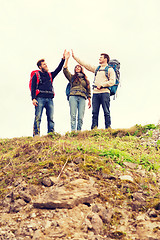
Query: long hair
73 65 90 90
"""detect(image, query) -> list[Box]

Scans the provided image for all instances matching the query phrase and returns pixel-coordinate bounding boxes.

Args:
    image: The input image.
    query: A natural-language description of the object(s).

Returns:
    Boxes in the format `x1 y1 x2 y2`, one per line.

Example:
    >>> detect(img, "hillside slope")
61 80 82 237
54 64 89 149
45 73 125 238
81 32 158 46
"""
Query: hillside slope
0 125 160 240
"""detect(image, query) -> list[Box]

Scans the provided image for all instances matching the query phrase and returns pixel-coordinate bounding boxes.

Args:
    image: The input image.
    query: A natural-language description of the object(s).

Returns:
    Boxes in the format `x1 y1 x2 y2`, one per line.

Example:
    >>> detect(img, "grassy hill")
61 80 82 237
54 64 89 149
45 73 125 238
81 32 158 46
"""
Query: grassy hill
0 124 160 239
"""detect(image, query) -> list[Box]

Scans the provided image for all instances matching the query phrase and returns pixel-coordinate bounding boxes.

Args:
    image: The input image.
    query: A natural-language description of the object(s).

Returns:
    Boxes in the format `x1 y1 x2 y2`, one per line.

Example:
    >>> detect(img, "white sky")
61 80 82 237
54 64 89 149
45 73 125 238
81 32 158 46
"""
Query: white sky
0 0 160 138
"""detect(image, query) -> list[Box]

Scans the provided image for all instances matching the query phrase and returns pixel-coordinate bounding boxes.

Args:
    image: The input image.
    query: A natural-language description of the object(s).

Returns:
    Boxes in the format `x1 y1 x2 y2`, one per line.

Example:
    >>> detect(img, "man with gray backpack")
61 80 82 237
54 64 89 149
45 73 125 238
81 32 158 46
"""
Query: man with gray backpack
71 50 120 129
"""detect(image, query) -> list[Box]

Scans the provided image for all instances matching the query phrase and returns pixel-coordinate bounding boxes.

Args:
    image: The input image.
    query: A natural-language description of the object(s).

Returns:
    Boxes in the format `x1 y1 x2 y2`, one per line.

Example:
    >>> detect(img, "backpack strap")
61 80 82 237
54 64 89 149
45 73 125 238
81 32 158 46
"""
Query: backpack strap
95 66 101 76
48 72 54 95
95 65 110 78
104 65 110 79
71 76 74 86
48 72 53 83
35 71 41 86
35 72 41 96
92 65 111 90
35 72 52 86
93 66 101 88
35 71 53 96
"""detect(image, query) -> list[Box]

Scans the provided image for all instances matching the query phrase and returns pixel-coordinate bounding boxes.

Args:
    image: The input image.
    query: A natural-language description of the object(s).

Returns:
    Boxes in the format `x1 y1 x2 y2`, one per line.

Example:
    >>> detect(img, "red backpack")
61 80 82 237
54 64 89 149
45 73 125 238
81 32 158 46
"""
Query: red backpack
29 70 53 96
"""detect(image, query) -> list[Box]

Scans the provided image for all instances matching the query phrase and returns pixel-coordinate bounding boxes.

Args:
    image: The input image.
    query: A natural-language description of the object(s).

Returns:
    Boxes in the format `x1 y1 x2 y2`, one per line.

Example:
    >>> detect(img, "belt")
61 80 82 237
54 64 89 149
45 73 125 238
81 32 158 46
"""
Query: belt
92 85 108 90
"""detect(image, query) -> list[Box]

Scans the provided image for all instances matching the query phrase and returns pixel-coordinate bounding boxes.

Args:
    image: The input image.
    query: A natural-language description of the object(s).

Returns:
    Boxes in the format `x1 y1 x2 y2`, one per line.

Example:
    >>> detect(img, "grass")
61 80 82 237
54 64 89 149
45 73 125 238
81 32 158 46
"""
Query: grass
0 124 160 203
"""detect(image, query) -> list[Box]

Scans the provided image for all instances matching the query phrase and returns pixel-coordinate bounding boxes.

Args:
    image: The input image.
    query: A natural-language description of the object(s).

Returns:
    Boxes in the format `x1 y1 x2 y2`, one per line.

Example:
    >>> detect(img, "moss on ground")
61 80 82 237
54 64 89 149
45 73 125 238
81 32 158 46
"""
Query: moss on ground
0 124 160 206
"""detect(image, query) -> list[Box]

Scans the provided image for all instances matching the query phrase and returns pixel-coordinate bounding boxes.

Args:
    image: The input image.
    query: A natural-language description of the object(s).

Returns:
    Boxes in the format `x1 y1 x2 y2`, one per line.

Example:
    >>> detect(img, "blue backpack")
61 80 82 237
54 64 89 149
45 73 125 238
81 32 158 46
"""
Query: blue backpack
66 82 71 101
94 59 120 96
66 76 75 101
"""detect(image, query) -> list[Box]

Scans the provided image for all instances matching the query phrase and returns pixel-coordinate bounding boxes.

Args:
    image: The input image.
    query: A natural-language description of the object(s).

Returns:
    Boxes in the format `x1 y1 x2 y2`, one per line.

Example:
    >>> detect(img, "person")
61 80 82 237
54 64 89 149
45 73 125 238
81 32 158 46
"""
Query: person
31 50 66 136
63 51 91 131
71 50 115 129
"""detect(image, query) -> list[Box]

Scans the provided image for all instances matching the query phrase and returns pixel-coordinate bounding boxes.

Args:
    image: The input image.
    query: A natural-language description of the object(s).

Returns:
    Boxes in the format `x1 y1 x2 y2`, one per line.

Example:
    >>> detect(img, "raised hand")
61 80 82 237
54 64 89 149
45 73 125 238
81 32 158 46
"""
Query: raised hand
65 51 70 59
71 49 74 58
63 49 67 59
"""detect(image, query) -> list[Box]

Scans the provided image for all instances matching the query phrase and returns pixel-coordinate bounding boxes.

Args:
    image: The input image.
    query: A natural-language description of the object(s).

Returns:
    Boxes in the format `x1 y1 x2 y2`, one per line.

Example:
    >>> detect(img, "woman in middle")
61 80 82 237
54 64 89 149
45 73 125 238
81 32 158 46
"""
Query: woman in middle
63 52 91 131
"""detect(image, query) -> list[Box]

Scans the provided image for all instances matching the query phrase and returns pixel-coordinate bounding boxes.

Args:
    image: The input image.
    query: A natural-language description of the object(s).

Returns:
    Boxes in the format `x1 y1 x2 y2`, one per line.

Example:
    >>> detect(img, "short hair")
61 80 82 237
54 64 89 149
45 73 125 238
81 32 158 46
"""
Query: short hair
101 53 110 63
37 59 45 68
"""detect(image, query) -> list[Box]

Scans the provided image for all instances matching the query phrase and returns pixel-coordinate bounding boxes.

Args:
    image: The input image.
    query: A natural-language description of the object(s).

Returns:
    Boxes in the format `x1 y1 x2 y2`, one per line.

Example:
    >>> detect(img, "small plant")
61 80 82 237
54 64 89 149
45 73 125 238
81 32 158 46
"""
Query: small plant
66 131 79 137
96 166 104 171
144 124 157 130
157 140 160 147
99 148 134 164
47 132 61 139
134 124 157 136
141 184 148 190
147 130 153 137
137 155 155 171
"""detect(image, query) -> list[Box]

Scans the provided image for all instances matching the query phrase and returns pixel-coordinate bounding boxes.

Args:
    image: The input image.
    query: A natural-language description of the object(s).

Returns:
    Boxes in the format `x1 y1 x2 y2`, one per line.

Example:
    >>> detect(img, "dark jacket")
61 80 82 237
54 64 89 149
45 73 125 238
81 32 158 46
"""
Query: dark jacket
31 58 65 100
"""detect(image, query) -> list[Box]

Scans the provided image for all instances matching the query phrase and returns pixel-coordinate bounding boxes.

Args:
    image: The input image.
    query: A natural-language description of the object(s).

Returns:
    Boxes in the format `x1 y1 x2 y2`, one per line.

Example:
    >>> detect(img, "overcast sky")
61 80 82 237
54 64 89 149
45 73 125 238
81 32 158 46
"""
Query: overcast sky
0 0 160 138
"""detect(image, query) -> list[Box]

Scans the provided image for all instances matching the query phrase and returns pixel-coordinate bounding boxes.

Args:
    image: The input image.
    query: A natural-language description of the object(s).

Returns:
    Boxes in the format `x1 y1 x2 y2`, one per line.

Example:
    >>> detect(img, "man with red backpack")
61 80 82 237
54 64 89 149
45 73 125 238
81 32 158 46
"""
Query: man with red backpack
31 51 66 136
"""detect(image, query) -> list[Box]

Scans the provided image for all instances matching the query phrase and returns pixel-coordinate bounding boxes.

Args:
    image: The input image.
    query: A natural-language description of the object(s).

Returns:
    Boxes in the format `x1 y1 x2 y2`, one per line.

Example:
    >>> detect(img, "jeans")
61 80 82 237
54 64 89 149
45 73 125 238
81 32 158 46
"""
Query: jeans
69 95 86 131
91 92 111 129
33 97 54 136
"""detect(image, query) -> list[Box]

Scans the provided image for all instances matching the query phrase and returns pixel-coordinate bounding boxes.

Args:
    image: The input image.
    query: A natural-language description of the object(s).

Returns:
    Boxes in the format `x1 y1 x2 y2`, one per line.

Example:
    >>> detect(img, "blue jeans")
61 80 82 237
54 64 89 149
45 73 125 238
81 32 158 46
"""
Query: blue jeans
69 96 86 131
33 97 54 136
91 93 111 129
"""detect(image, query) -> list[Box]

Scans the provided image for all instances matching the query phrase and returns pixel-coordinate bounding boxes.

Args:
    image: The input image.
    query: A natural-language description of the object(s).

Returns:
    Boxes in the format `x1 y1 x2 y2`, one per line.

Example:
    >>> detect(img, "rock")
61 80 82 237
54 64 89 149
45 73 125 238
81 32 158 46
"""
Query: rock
47 231 66 238
91 213 103 235
33 179 98 209
92 204 113 224
9 199 27 212
130 200 146 211
98 207 113 224
41 177 53 187
136 220 160 240
136 213 149 221
109 231 126 239
27 220 38 230
1 197 11 212
102 173 116 180
92 204 99 213
140 128 160 147
28 185 39 196
85 218 92 229
44 220 52 229
30 212 36 218
19 192 31 203
0 230 16 240
132 192 145 202
137 168 146 177
119 175 134 182
148 209 158 218
155 202 160 210
73 157 83 164
123 162 137 169
49 176 58 184
32 229 44 240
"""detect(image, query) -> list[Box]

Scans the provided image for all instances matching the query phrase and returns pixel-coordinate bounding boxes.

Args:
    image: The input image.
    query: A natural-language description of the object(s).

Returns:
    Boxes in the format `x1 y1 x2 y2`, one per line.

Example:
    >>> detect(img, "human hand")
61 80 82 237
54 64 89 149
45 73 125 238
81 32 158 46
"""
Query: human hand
63 49 67 59
88 98 91 109
65 51 70 59
71 49 74 58
32 99 38 106
96 84 102 90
